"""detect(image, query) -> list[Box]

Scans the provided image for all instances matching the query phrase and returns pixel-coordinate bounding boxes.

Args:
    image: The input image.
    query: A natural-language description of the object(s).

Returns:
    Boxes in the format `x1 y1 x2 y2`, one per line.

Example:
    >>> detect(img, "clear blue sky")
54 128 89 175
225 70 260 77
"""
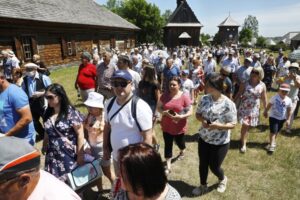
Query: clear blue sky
95 0 300 37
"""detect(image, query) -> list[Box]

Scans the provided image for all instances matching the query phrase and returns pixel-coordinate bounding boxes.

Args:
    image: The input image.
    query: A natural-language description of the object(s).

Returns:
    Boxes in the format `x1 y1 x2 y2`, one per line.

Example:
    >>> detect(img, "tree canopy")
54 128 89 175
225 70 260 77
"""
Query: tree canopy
239 28 253 46
105 0 164 44
243 15 259 38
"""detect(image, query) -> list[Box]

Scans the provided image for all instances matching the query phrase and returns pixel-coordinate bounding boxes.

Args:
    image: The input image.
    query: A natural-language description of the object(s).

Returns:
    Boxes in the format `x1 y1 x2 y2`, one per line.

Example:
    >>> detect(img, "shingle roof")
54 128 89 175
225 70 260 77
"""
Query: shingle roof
166 0 202 27
291 33 300 41
0 0 139 30
218 15 240 27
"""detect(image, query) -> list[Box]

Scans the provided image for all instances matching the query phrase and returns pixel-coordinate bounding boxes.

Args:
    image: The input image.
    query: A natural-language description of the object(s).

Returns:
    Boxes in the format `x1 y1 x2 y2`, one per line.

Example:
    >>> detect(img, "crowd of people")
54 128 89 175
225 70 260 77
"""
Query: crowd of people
0 44 299 199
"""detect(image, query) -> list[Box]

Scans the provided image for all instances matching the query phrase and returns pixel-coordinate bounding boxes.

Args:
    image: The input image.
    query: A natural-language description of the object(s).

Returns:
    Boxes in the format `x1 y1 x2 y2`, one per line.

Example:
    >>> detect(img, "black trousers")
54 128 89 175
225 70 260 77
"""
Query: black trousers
29 100 45 139
198 137 229 185
163 132 186 158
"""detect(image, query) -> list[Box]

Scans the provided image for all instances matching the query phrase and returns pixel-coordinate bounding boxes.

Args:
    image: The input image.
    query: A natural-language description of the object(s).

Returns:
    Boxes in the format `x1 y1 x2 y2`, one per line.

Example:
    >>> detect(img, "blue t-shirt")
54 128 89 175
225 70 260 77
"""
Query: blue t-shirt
0 84 36 145
163 65 180 80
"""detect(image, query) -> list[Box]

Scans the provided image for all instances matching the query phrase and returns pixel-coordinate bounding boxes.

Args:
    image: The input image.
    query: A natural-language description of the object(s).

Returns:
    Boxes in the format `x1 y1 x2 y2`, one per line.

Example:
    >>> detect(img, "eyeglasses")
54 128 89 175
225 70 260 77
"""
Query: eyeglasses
45 95 57 100
112 81 129 88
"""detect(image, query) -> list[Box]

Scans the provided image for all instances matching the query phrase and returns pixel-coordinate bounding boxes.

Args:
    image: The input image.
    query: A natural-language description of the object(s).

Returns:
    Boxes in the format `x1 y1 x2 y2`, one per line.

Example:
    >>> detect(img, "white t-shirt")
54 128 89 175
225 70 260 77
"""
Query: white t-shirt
104 97 153 160
269 94 292 120
203 59 216 75
181 78 194 100
28 170 81 200
174 58 182 69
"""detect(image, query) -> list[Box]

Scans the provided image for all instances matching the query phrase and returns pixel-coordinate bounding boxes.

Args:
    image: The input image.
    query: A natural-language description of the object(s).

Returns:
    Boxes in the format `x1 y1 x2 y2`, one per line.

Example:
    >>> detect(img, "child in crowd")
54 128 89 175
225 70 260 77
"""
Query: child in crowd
263 83 292 152
84 92 115 191
191 58 204 104
181 70 194 102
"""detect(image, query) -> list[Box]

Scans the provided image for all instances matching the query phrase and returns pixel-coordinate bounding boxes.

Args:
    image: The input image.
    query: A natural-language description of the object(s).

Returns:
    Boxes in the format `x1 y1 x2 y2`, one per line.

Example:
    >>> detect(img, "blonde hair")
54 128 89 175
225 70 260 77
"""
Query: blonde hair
252 67 264 80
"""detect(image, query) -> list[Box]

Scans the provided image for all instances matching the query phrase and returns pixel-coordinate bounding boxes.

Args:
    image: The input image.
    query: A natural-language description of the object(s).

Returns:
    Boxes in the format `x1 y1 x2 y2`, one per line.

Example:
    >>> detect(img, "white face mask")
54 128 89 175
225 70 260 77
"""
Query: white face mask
26 71 35 77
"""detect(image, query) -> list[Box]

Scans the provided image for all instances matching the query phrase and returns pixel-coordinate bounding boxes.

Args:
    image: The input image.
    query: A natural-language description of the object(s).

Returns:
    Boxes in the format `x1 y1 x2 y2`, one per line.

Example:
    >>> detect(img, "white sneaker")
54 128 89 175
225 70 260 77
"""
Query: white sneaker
265 143 276 152
217 176 227 193
240 145 246 153
192 185 208 196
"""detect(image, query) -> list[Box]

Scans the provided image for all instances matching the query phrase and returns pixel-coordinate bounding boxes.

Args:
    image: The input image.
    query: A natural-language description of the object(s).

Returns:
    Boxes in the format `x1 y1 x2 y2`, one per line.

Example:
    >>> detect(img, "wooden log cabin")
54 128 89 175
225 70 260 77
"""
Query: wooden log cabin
163 0 203 48
0 0 139 66
217 14 240 46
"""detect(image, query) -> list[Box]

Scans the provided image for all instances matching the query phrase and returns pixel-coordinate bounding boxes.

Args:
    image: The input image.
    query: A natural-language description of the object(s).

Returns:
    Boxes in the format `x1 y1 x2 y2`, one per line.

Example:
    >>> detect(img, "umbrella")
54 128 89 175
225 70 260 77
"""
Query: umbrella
152 50 169 58
289 49 300 62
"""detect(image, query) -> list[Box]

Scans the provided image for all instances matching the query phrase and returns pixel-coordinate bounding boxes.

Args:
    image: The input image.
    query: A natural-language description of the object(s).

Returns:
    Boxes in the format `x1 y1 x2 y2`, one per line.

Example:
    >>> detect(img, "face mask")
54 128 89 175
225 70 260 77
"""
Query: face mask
26 71 35 77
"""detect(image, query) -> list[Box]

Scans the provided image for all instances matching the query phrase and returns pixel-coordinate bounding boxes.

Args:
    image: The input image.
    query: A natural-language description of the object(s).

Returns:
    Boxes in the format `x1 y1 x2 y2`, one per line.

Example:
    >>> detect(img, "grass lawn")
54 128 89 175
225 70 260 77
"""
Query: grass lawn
48 66 300 200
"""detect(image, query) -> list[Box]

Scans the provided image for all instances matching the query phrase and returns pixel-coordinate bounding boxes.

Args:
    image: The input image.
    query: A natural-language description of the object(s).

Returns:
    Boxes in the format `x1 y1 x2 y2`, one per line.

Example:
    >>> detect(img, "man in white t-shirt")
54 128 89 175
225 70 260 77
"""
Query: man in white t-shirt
203 53 216 76
103 70 153 175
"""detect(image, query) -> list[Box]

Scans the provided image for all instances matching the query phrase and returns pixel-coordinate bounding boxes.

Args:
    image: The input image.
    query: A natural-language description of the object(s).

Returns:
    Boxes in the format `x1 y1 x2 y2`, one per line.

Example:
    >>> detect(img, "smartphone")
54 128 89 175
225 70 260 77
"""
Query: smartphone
168 110 176 116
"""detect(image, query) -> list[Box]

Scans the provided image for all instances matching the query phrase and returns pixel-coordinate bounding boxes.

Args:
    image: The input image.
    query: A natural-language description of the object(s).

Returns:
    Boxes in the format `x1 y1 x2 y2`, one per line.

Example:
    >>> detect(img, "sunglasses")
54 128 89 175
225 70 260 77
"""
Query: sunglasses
45 95 57 100
251 71 259 75
112 81 129 88
280 90 289 94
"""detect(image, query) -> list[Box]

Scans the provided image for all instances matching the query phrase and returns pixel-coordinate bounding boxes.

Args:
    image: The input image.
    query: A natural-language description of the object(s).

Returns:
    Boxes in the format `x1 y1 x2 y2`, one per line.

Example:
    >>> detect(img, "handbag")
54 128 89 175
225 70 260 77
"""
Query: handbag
67 159 102 191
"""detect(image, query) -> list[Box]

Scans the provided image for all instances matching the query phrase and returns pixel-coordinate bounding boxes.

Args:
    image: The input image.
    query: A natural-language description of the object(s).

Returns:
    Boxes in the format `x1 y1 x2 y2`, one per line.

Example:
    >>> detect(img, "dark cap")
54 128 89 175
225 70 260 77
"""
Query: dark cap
118 55 131 64
111 70 132 81
81 51 92 61
0 137 40 181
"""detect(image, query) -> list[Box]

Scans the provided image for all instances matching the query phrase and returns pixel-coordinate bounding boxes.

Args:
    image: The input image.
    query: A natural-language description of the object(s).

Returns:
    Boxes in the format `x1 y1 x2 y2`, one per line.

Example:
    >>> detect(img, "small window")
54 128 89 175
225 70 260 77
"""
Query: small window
21 37 32 60
227 28 230 31
67 41 73 56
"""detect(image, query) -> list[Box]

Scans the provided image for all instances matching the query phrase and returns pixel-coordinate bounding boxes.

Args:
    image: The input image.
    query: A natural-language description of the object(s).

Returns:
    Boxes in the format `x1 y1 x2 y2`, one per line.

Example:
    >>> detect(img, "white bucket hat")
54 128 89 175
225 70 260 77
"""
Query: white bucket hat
84 92 104 108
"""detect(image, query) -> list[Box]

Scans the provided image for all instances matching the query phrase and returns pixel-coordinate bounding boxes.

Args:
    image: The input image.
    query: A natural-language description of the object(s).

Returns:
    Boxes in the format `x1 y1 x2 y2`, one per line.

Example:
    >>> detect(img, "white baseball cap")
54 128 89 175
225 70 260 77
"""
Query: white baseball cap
84 92 104 108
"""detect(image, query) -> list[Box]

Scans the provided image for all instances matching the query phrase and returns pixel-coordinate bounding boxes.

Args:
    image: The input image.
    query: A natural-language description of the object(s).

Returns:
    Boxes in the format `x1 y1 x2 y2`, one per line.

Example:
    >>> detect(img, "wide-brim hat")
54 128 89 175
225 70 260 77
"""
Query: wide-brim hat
289 62 299 70
24 63 39 69
84 92 104 108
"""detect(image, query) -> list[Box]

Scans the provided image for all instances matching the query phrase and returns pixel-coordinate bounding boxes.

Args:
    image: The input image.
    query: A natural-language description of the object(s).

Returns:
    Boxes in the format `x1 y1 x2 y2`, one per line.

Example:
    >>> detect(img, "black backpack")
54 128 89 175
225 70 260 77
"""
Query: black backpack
107 95 142 132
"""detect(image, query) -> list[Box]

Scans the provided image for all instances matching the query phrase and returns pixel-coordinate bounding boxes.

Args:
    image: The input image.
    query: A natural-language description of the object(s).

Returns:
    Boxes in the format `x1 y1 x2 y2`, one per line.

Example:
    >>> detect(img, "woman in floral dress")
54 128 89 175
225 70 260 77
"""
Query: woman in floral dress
234 67 267 153
42 83 85 183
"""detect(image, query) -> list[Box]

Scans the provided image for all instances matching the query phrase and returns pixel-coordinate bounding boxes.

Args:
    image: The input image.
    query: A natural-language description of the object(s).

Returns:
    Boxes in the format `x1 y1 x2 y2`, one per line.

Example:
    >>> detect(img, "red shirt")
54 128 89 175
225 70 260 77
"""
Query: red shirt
77 63 96 90
160 92 191 135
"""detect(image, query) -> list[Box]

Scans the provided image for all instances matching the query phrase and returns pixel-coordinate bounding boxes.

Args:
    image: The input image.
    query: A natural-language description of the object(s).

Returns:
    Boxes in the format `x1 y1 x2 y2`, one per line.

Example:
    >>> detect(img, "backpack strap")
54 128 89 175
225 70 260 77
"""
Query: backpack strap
23 76 29 97
107 96 117 114
131 95 142 132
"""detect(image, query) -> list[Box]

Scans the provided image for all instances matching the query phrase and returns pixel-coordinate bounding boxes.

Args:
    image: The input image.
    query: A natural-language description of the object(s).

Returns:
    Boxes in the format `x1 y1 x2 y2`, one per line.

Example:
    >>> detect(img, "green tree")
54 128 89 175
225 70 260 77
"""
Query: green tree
213 32 222 45
256 36 267 48
243 15 259 38
162 9 173 25
239 28 253 46
117 0 164 44
200 33 211 46
105 0 122 13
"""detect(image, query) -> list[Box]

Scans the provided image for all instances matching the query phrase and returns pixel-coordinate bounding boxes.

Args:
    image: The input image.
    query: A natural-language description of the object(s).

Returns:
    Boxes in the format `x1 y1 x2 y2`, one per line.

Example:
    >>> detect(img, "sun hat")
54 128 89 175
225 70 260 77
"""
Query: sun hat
84 92 104 108
24 63 39 69
0 137 40 181
182 70 189 75
245 57 253 63
279 83 290 91
208 53 213 58
111 70 132 81
289 62 299 70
